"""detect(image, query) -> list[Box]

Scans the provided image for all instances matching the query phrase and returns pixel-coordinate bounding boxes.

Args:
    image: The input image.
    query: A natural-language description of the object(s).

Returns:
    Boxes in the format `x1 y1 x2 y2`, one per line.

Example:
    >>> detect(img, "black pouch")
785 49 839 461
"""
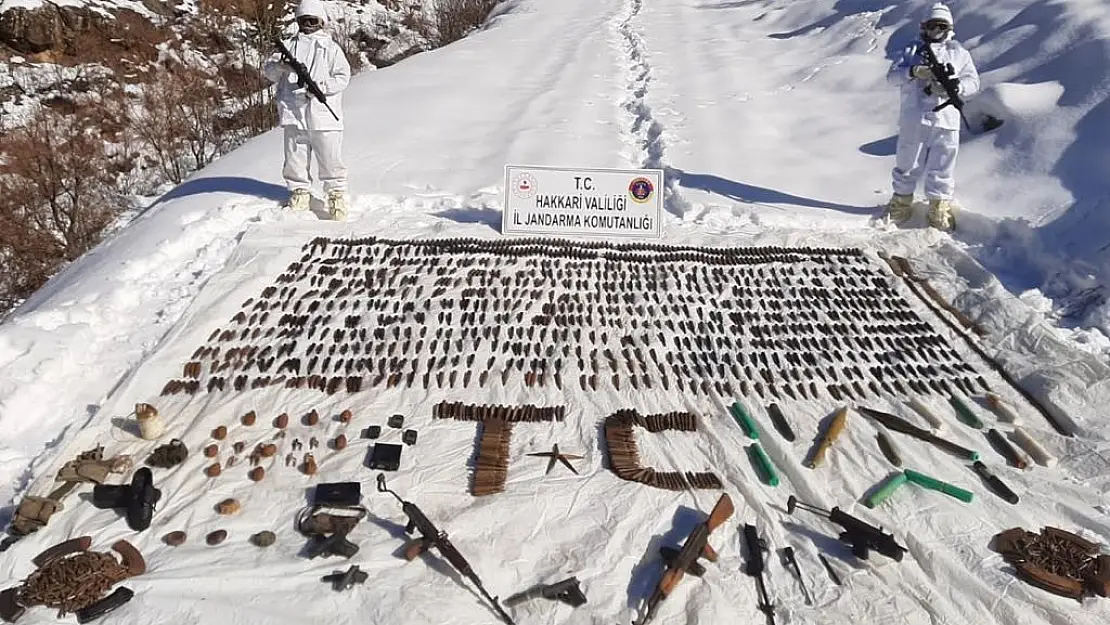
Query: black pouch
314 482 361 507
366 443 402 471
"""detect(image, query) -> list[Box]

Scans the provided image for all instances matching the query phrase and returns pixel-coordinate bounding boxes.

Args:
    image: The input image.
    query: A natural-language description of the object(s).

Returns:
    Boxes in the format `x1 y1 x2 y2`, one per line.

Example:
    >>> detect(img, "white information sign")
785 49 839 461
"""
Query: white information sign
502 165 663 238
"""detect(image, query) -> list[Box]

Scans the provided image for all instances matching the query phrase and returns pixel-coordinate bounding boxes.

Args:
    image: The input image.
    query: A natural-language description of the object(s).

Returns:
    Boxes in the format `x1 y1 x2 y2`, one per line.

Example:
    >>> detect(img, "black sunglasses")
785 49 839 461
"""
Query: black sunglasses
298 16 321 27
923 20 950 30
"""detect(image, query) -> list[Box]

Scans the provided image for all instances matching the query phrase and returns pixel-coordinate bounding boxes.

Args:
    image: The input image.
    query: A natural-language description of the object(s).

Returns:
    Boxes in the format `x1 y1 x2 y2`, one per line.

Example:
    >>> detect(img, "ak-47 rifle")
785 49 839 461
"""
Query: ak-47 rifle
786 495 907 561
274 38 339 121
376 474 516 625
634 493 734 625
918 42 971 130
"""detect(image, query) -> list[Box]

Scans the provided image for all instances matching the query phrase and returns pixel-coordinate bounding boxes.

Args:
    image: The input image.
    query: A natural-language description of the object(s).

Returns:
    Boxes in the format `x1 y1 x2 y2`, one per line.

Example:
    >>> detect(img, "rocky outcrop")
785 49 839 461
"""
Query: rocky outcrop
0 6 97 55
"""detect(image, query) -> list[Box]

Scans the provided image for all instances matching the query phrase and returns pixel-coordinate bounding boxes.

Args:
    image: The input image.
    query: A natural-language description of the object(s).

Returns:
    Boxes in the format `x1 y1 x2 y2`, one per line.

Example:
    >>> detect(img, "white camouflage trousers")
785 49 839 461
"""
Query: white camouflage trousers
282 126 348 193
891 123 959 200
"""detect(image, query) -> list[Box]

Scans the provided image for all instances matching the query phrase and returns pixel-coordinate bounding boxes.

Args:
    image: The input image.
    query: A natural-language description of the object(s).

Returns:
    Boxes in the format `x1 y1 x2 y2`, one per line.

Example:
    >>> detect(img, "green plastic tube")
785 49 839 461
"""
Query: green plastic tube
904 468 974 503
948 395 984 429
749 442 779 486
730 401 760 439
864 473 908 508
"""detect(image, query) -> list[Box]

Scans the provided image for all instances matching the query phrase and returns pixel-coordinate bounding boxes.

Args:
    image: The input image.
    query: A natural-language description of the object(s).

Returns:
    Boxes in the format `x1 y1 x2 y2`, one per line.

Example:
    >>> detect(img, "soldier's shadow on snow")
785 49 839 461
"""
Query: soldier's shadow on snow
859 135 897 157
625 505 709 611
150 176 289 207
670 168 875 215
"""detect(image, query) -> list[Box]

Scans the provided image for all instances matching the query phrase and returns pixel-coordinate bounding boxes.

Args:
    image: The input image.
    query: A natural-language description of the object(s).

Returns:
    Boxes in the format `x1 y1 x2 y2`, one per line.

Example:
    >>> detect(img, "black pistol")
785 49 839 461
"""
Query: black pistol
322 565 368 591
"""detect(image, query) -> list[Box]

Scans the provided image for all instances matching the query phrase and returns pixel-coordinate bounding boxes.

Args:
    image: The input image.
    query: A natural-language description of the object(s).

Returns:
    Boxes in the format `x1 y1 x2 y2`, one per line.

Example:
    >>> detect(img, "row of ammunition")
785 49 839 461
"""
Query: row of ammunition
188 322 964 372
164 361 987 401
602 410 722 491
432 401 566 423
304 234 866 260
608 409 699 433
471 420 512 497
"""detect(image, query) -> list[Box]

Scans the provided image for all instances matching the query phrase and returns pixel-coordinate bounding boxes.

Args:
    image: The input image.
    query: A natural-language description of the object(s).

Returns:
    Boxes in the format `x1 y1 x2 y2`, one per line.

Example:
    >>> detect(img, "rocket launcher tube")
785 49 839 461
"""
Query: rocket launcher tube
903 469 974 503
730 401 760 440
949 395 985 429
864 473 908 508
857 406 980 462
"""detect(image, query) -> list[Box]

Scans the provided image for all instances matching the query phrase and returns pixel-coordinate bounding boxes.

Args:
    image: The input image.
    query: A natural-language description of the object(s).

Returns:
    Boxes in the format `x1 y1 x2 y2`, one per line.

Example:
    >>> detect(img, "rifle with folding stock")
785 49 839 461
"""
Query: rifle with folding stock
377 474 515 625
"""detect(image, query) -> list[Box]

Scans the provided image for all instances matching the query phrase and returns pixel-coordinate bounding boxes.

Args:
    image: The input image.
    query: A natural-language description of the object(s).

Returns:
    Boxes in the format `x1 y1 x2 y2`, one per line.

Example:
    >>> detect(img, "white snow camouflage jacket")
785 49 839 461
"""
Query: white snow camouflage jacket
887 35 980 131
263 30 351 132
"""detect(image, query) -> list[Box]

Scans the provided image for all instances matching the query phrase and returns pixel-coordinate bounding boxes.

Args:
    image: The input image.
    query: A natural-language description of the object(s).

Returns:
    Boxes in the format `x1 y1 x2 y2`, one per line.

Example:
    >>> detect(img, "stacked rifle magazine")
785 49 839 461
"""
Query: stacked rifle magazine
2 235 1101 625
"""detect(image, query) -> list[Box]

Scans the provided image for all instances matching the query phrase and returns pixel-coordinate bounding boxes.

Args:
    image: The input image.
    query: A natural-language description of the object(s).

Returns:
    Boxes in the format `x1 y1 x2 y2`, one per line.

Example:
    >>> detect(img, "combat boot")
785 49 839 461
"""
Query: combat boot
928 198 955 231
883 193 914 223
327 190 348 221
287 188 310 211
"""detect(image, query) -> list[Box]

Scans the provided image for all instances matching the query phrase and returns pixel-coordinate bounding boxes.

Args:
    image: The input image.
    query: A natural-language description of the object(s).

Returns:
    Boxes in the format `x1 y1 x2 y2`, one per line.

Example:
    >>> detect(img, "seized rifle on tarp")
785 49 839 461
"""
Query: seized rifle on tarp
376 474 516 625
743 524 776 625
634 493 734 625
918 42 971 130
786 495 907 561
274 38 339 121
504 576 587 608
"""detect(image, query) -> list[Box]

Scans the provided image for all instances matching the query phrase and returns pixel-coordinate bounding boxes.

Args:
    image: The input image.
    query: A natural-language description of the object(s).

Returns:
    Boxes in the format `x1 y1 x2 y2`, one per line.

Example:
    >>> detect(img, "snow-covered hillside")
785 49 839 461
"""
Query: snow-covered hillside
2 1 1110 625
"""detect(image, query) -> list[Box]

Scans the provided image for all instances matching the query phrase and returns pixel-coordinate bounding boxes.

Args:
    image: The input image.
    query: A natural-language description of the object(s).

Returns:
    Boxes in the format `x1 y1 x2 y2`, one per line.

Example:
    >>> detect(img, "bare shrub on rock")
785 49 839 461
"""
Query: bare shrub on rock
132 67 228 184
433 0 502 45
0 108 120 312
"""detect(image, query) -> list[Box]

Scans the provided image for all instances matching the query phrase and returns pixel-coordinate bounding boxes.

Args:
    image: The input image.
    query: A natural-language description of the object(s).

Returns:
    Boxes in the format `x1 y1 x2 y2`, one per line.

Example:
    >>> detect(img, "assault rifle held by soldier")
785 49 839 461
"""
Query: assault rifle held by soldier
919 41 971 130
274 38 340 121
376 474 516 625
634 493 734 625
786 495 907 561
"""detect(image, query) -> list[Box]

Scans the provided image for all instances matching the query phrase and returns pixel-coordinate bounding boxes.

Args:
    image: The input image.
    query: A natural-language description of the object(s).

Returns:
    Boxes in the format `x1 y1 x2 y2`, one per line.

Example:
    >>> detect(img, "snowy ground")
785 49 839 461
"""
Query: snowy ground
2 1 1110 624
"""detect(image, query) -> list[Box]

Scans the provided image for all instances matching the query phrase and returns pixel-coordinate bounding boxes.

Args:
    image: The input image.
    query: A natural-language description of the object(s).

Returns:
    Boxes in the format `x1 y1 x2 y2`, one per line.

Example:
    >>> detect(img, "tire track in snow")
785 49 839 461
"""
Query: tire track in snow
614 0 691 218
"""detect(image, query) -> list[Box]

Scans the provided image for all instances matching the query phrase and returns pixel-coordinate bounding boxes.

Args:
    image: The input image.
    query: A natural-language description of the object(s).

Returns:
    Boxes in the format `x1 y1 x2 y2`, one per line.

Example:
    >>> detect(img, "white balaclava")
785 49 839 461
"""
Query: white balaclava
921 3 954 42
296 0 328 33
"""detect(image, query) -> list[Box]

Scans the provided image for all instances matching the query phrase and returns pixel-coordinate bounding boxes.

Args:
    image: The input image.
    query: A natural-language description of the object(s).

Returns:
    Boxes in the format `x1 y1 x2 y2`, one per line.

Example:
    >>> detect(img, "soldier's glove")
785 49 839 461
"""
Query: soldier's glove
911 65 933 80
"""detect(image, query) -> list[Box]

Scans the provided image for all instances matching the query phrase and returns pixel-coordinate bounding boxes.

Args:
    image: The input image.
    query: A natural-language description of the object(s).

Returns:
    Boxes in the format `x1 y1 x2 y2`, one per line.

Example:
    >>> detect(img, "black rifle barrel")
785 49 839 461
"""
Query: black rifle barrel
919 42 971 129
274 38 340 121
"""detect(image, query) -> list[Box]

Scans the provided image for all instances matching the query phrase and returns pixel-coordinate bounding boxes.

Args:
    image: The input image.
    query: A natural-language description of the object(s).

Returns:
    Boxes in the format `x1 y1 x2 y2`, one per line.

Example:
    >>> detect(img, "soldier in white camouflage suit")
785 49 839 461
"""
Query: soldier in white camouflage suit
883 3 980 231
263 0 352 220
